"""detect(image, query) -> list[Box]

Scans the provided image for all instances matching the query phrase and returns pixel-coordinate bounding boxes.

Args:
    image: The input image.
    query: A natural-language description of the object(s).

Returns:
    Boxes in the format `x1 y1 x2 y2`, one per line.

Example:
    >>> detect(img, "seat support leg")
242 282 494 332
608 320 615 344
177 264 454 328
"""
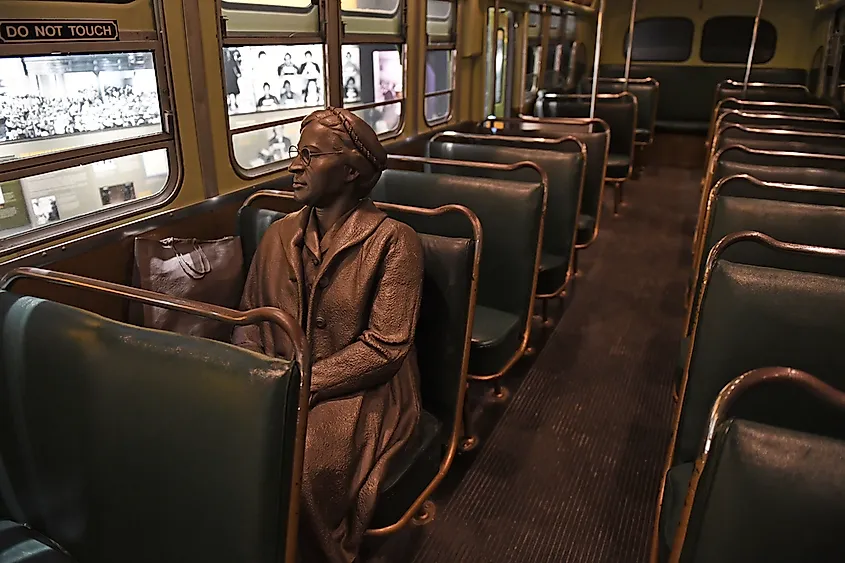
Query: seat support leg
460 384 479 452
613 183 622 215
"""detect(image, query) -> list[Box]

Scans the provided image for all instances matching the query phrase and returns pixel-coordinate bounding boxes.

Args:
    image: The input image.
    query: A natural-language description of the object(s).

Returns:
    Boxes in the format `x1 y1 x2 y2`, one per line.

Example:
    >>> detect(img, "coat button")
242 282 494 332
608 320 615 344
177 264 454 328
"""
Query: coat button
318 277 329 288
311 257 320 266
315 316 327 329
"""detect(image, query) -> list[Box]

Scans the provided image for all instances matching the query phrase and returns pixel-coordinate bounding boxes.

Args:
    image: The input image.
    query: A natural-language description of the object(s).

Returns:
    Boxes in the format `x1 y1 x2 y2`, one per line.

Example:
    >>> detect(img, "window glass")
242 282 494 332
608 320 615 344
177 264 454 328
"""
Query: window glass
525 45 541 92
341 0 400 15
427 0 455 42
232 122 299 170
0 52 162 162
224 44 324 121
221 0 319 34
224 44 327 170
700 16 777 64
624 17 694 62
341 0 402 36
0 149 169 242
494 29 504 104
425 50 452 123
343 44 404 135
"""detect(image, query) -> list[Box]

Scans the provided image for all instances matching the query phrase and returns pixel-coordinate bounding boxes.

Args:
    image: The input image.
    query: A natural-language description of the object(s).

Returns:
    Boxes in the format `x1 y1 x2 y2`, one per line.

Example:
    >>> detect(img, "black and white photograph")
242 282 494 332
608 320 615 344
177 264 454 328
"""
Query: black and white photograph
223 44 329 115
30 195 60 226
342 46 362 103
99 182 137 206
0 53 162 143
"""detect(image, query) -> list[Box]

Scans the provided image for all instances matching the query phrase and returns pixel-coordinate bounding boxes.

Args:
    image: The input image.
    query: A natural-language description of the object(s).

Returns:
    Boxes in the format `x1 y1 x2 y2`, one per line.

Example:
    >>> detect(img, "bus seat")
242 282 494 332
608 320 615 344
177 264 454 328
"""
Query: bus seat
427 141 583 298
372 169 543 378
580 78 660 145
715 99 838 120
673 419 845 563
0 291 301 563
0 521 75 562
533 92 637 181
597 63 808 132
715 83 813 104
238 206 286 272
688 178 845 335
471 121 610 247
717 126 845 153
237 201 478 532
680 254 845 465
662 241 845 557
716 111 845 137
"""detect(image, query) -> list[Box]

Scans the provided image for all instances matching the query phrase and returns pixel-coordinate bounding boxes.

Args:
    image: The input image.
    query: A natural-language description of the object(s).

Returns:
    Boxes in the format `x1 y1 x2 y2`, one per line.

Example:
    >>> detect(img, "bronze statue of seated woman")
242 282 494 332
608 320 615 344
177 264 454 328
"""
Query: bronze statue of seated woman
231 107 424 563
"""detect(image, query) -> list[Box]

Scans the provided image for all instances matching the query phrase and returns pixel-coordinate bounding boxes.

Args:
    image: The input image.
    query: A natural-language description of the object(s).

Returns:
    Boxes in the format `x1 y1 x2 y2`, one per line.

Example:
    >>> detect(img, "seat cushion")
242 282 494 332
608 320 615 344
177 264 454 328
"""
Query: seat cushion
606 154 631 179
577 214 596 233
539 252 567 273
636 127 651 143
660 463 694 559
368 410 443 529
0 521 76 562
576 214 597 245
537 252 568 296
470 306 522 376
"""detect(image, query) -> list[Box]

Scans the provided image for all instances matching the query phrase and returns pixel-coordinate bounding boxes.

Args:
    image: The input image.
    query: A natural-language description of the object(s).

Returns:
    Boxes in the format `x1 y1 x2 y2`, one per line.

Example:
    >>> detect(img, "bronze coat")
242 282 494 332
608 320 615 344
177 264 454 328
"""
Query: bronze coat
231 199 424 563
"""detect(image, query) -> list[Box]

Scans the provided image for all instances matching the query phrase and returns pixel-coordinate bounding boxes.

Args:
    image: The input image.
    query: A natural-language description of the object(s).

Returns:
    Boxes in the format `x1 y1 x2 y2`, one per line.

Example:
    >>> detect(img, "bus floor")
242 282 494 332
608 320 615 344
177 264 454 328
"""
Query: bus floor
366 164 702 563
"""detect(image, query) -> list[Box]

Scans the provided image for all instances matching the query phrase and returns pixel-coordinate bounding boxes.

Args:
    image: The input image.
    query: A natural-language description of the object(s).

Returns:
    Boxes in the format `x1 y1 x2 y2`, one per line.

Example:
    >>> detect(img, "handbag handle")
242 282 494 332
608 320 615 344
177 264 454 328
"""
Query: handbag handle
160 237 212 280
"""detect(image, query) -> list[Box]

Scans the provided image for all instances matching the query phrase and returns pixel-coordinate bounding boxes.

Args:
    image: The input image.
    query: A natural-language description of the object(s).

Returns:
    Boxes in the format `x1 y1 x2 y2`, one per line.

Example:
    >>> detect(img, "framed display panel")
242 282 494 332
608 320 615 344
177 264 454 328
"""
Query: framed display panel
0 0 180 256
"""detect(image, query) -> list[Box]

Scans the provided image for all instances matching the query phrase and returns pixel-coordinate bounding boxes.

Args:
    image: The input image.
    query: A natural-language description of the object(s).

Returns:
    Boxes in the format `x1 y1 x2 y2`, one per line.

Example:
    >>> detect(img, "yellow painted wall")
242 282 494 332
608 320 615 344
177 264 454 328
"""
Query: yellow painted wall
600 0 825 70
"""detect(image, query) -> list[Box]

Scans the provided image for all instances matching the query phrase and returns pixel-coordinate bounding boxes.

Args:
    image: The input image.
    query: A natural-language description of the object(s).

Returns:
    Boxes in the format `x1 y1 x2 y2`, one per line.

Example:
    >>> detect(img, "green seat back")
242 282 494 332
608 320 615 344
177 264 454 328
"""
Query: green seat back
471 122 609 227
678 261 845 465
372 169 543 334
679 419 845 563
581 79 659 142
427 140 582 270
691 180 845 329
534 92 637 159
0 290 300 563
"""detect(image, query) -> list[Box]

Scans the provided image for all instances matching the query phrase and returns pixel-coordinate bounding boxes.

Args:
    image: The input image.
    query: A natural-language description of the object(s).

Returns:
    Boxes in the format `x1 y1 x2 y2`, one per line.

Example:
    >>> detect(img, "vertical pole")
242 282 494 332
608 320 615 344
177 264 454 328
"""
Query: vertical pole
589 0 605 120
623 0 637 89
487 0 500 117
742 0 764 97
829 16 845 99
819 17 834 97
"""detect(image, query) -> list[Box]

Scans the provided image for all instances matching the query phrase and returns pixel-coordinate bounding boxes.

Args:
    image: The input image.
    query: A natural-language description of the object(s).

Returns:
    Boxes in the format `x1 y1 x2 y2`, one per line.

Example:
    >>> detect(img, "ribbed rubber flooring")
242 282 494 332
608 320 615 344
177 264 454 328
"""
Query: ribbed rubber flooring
409 167 702 563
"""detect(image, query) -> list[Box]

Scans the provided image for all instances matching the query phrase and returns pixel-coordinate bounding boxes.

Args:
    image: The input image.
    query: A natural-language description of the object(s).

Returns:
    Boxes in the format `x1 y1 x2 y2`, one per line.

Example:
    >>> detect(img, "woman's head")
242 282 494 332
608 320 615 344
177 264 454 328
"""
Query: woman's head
289 107 387 207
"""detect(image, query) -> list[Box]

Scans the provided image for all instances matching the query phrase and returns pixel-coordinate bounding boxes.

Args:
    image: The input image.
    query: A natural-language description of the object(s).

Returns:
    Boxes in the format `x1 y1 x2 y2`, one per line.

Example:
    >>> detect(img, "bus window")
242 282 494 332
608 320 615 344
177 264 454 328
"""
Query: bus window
0 4 178 254
220 0 325 175
342 45 404 136
425 0 457 125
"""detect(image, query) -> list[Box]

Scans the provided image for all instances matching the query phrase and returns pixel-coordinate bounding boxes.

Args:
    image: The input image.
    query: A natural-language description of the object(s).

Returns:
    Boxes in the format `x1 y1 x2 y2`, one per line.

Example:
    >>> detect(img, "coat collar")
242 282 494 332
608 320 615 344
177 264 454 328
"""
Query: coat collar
277 198 388 284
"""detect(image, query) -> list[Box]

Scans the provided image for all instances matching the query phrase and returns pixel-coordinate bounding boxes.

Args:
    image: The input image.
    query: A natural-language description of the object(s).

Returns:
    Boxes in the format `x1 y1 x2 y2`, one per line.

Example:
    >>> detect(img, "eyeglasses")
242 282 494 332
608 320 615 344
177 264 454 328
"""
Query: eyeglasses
288 146 343 165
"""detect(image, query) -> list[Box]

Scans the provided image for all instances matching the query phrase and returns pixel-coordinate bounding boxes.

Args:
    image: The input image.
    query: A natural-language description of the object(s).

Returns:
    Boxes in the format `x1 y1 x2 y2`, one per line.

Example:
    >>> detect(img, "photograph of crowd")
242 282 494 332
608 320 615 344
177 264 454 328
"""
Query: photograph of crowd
0 53 161 143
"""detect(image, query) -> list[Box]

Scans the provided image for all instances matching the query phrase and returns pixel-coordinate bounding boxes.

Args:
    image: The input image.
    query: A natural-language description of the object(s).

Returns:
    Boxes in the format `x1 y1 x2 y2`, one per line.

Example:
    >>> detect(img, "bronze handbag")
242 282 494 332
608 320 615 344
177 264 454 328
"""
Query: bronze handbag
132 235 245 342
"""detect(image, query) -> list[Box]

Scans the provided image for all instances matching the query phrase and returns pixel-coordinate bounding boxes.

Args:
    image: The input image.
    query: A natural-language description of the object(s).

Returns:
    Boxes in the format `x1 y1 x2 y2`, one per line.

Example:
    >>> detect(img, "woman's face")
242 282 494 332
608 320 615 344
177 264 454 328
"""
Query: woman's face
289 122 352 207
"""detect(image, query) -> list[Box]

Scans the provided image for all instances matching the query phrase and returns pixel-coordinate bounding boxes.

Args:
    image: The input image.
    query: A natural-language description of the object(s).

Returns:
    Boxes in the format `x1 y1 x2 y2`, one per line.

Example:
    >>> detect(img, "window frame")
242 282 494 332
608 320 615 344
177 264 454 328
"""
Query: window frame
423 0 457 126
340 0 408 141
623 16 695 63
341 42 408 139
0 11 181 257
217 0 328 179
699 15 777 65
